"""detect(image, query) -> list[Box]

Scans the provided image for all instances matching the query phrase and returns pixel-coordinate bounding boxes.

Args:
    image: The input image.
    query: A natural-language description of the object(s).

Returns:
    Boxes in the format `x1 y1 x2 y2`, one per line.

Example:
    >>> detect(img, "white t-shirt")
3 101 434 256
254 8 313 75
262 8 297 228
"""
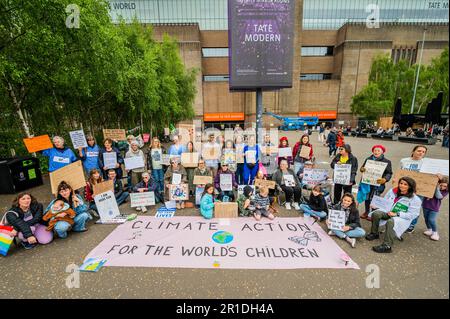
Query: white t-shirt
400 158 424 172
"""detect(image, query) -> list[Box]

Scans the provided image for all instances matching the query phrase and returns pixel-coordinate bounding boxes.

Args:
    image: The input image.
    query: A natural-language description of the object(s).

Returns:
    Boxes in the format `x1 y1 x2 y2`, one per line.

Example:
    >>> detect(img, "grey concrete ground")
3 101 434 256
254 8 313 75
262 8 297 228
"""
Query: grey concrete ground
0 132 448 299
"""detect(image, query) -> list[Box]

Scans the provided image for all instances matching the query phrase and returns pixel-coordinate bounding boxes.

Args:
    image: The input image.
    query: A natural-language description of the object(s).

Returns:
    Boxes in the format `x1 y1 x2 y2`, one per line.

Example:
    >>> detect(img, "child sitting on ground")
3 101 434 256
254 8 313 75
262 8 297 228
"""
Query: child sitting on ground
237 185 256 217
43 200 76 232
253 186 275 221
200 184 215 219
423 175 448 241
299 185 328 220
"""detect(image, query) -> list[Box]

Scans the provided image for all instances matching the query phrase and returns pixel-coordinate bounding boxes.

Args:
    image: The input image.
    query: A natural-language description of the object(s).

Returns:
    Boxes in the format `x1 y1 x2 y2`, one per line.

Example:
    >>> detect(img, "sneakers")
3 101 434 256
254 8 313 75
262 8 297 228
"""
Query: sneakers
406 226 415 234
423 229 433 236
372 244 392 253
292 202 300 211
285 202 292 210
328 230 335 236
141 206 148 213
136 207 142 211
345 236 356 248
365 233 380 241
430 232 440 241
21 241 37 250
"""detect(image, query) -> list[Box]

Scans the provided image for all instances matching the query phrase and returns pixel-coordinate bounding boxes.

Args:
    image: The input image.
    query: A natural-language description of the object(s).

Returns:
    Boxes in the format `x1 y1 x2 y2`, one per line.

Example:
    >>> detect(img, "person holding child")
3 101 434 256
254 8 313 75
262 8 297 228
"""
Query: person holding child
43 200 76 234
327 193 365 248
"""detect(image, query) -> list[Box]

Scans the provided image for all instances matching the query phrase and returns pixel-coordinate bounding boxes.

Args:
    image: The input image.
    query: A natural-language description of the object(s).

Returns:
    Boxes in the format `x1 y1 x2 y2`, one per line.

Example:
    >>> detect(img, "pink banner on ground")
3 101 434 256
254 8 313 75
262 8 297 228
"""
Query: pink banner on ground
84 217 359 270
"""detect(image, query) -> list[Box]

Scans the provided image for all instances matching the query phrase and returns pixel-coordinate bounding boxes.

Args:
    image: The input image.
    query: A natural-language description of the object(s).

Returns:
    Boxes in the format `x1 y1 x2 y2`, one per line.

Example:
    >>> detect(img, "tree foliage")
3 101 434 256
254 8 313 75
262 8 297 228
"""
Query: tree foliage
0 0 197 157
351 47 449 120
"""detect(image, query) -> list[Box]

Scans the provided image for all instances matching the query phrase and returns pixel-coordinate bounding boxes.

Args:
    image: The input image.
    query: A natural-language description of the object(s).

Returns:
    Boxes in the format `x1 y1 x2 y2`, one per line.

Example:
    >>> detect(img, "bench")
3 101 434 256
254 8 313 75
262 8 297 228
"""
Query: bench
371 134 399 141
398 136 437 145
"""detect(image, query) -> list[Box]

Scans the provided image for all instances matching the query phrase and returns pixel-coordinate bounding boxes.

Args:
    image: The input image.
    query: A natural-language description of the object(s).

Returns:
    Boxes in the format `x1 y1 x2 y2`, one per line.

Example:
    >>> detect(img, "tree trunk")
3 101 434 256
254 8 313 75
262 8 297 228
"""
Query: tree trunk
7 82 32 137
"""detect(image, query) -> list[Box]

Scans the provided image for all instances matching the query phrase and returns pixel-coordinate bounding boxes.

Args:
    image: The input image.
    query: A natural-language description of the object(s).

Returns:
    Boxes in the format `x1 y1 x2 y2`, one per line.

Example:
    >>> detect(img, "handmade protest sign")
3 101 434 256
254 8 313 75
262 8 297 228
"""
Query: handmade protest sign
84 216 359 269
215 202 238 218
161 154 171 166
328 210 346 231
420 158 449 176
220 174 233 191
172 173 182 185
254 179 276 189
393 170 439 198
69 130 88 149
235 144 245 163
299 146 311 159
195 186 205 205
302 168 329 186
223 149 236 165
130 192 155 207
333 164 352 185
361 160 388 186
283 174 296 187
155 207 175 218
103 152 117 170
94 190 120 222
164 128 170 136
169 184 189 201
193 175 213 185
93 180 114 196
142 133 150 143
102 129 126 141
370 195 393 213
49 161 85 195
278 147 292 158
124 156 145 170
181 152 199 168
23 135 53 153
202 145 220 160
245 150 257 164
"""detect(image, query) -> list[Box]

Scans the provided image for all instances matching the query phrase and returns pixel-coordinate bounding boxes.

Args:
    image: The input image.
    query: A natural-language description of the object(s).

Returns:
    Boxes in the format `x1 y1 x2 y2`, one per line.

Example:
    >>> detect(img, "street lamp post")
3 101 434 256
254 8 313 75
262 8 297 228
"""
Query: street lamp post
410 26 427 114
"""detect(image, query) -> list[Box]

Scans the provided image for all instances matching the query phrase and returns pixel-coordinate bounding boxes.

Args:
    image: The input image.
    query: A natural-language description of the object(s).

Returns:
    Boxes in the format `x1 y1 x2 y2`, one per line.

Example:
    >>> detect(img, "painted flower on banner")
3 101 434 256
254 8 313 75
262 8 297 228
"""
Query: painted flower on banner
212 231 234 244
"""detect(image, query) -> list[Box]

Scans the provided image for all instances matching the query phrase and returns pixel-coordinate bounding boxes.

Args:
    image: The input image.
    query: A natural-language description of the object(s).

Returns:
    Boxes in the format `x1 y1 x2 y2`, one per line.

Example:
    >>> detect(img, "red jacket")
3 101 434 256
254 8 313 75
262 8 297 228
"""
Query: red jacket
84 182 94 202
292 142 314 161
336 133 345 147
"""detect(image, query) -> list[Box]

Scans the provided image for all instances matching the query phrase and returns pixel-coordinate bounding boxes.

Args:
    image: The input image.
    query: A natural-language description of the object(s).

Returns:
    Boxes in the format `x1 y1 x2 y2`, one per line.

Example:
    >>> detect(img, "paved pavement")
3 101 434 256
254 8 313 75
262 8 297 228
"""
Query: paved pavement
0 132 448 299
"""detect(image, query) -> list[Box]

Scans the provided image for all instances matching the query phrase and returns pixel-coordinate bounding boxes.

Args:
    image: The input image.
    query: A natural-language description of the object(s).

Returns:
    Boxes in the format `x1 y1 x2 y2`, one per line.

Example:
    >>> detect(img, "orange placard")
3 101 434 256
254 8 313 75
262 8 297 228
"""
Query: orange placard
23 135 53 153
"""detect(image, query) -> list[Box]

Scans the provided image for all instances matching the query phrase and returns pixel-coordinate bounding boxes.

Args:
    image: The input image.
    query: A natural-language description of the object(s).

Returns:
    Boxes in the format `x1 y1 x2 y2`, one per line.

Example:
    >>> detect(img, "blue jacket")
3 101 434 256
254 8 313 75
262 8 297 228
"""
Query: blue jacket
168 144 186 156
326 131 337 145
200 194 215 219
80 144 100 173
42 147 78 172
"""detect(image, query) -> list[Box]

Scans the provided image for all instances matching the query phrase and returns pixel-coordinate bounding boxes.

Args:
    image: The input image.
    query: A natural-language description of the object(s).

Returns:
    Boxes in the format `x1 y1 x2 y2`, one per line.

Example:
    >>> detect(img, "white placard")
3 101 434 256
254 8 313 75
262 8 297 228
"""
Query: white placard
278 147 292 158
420 158 449 176
302 168 329 185
220 174 233 191
172 173 182 185
94 191 120 222
124 156 145 170
103 152 117 170
155 208 175 218
195 186 204 205
165 200 177 209
283 174 296 187
161 154 171 166
370 195 393 213
328 210 346 231
130 192 155 207
246 150 257 164
361 160 388 186
69 130 88 149
333 164 352 186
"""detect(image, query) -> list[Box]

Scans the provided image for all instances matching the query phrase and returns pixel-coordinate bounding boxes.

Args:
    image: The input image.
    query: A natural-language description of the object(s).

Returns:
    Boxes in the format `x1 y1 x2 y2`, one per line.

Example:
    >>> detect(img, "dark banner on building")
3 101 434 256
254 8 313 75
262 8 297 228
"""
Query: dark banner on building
228 0 295 90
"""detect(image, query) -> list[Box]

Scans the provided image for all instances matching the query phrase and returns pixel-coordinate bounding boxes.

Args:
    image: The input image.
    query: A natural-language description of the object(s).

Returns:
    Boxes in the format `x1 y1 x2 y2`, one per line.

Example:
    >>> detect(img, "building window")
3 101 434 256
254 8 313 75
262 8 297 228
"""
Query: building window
204 75 229 82
202 48 229 57
300 73 332 80
301 46 334 56
391 46 417 65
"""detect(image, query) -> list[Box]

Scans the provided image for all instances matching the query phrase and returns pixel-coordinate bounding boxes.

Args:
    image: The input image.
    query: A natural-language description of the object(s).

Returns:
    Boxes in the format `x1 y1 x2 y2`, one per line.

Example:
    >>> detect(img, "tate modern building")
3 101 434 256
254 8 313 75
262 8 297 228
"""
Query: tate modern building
108 0 449 127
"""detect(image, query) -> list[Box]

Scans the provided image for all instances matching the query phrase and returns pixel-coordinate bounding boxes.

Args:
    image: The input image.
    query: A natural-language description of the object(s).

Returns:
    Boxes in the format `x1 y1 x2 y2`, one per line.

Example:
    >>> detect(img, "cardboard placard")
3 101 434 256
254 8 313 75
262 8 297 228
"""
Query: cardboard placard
93 180 114 196
235 144 245 163
102 129 126 141
130 192 156 207
181 152 199 168
214 202 238 218
361 160 388 186
299 145 311 159
202 145 220 160
49 161 86 195
254 179 276 189
193 175 213 185
69 130 88 149
23 135 53 153
393 170 439 198
169 184 189 201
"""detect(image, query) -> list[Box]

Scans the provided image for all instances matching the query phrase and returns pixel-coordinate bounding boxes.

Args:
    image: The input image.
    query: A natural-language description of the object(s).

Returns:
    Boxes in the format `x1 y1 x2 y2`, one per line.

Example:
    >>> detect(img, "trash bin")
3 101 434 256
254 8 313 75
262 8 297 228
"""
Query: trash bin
0 157 43 194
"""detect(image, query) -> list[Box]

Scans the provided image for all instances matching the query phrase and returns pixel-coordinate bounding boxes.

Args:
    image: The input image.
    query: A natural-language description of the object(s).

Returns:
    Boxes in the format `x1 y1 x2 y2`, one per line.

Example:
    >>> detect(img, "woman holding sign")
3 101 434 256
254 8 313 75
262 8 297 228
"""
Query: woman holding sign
184 141 198 196
125 140 146 190
78 135 100 176
359 145 393 220
272 159 302 211
366 177 421 253
147 137 166 196
45 181 91 239
214 163 238 201
41 136 78 173
243 135 261 185
330 144 358 204
277 136 293 166
98 138 124 180
292 134 314 175
164 159 188 209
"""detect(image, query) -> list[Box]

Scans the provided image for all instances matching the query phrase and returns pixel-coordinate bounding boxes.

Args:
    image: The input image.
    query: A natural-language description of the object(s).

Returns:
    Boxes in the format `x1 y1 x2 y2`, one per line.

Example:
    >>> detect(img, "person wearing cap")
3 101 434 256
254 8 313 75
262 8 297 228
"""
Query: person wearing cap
359 145 393 220
330 144 358 204
214 163 238 201
125 140 146 190
277 136 293 166
78 135 101 176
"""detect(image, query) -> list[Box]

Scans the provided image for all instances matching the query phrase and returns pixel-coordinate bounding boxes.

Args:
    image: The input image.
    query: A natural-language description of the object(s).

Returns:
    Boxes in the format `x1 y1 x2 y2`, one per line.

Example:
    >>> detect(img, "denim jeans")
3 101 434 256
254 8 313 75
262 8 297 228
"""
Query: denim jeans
331 227 366 239
152 169 164 193
423 208 439 232
54 212 90 238
409 195 424 227
300 204 327 219
328 144 337 156
116 192 129 206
